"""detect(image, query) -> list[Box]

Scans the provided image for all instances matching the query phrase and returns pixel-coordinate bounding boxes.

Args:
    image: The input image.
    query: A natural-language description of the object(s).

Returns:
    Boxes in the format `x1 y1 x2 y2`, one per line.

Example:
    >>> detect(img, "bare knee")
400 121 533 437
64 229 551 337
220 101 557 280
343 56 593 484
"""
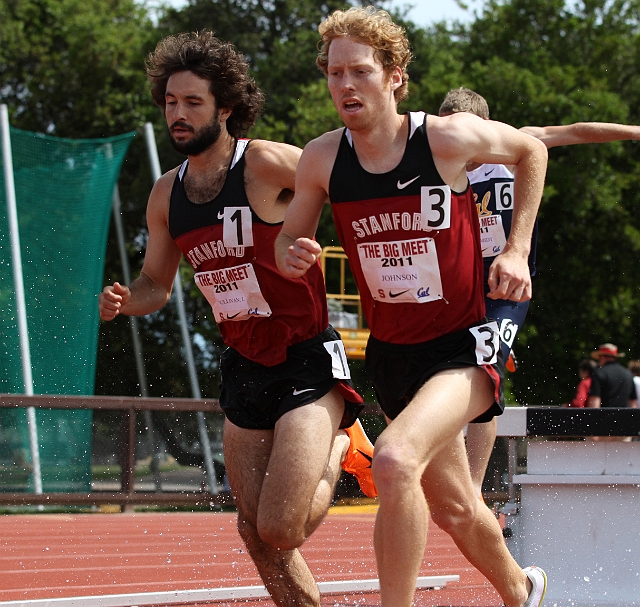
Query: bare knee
429 495 478 535
237 512 264 554
372 443 422 495
237 510 303 553
256 509 307 551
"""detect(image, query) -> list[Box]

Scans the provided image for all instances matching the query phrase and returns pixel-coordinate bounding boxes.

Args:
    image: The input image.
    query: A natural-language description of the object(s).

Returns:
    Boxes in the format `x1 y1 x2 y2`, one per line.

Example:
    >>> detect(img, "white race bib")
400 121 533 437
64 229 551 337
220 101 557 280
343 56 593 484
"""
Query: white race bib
357 238 443 304
323 340 351 379
420 185 451 231
221 206 254 248
495 181 514 211
469 321 500 365
478 214 507 257
500 318 519 348
195 262 271 323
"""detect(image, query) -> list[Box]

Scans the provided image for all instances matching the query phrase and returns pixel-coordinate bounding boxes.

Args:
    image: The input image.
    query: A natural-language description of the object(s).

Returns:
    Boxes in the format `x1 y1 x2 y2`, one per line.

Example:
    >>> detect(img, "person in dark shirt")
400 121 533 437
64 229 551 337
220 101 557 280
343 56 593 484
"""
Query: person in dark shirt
275 8 549 607
587 343 637 408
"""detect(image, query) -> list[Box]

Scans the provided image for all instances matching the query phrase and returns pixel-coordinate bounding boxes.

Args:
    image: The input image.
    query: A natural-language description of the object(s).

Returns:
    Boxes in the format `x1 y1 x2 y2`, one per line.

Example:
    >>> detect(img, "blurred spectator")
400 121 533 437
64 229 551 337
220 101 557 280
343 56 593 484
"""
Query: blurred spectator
587 343 637 408
565 359 597 408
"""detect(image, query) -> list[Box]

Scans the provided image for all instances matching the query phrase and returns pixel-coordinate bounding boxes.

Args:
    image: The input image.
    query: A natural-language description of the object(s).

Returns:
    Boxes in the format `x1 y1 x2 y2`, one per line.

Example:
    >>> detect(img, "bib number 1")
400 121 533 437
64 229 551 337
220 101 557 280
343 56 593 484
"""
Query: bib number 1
222 206 254 248
323 340 350 379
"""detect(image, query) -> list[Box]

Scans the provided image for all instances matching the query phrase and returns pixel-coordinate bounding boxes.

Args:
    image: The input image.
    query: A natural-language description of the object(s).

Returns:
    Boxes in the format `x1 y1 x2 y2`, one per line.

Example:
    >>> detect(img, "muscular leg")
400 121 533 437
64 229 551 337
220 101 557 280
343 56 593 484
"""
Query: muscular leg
371 367 529 607
424 432 524 603
223 387 348 607
465 417 497 497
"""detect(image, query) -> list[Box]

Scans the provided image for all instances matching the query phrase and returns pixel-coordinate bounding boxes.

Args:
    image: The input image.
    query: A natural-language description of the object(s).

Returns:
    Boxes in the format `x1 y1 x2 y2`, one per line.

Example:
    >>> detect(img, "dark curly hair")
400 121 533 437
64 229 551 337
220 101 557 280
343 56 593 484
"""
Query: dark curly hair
146 31 265 137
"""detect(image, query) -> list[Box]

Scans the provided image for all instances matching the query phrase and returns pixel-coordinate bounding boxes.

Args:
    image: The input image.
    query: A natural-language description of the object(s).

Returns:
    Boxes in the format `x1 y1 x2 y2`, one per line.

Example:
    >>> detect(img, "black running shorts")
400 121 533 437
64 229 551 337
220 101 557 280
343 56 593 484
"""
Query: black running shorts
219 326 364 430
365 320 505 423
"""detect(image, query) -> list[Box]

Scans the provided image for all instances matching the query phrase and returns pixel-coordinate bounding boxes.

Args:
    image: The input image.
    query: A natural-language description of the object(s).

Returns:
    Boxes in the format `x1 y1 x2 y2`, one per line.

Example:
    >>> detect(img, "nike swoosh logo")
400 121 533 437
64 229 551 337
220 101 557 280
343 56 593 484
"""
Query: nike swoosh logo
226 312 241 319
217 210 225 219
484 168 495 177
356 449 373 466
292 387 315 396
397 175 420 189
389 290 410 298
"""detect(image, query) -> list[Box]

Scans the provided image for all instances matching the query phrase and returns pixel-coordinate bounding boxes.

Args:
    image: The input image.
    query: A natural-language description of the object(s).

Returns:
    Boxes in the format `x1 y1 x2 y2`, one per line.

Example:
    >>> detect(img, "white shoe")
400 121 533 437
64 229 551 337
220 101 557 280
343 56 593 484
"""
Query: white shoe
523 566 547 607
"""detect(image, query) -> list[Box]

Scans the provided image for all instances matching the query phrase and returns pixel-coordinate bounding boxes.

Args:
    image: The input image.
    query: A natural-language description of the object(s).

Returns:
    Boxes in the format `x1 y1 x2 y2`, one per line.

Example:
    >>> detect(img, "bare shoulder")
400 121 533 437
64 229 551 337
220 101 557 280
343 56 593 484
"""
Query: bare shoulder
298 129 343 174
305 128 343 154
427 112 487 157
278 129 344 240
147 166 179 221
245 139 302 179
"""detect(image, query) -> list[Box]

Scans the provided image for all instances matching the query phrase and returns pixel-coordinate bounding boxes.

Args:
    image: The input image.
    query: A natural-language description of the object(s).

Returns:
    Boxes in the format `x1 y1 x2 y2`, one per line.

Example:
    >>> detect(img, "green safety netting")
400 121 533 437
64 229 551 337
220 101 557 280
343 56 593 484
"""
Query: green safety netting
0 127 135 492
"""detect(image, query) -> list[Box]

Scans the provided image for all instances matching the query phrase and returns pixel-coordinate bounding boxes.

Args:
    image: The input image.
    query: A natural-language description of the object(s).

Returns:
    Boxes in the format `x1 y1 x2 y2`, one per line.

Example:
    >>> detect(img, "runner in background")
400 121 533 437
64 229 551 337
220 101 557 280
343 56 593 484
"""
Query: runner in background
439 87 640 497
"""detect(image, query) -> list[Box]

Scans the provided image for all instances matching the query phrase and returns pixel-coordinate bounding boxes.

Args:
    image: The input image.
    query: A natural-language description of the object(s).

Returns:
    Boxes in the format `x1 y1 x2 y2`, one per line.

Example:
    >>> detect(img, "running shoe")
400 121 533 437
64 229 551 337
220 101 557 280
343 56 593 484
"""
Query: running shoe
523 566 547 607
506 349 518 373
341 419 377 498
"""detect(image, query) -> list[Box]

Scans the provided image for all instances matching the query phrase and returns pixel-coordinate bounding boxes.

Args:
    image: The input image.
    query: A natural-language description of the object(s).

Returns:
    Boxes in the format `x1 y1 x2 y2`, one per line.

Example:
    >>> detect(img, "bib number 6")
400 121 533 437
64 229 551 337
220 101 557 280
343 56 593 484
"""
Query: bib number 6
500 318 519 349
495 181 514 211
469 321 500 365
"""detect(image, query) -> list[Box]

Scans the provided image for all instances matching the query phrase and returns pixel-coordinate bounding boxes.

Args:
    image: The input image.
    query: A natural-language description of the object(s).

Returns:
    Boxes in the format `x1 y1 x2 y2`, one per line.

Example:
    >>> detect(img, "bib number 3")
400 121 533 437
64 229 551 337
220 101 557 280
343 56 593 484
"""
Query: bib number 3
469 321 500 365
420 185 451 231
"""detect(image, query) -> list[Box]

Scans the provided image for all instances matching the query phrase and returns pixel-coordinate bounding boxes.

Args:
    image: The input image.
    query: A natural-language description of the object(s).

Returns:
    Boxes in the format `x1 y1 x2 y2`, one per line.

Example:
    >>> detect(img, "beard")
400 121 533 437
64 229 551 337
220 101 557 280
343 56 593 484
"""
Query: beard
169 114 223 156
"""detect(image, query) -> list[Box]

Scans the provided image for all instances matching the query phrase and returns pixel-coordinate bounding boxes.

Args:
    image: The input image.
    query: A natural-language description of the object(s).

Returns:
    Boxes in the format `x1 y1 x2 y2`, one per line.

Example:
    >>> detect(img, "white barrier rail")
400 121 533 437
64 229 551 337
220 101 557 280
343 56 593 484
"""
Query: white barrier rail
0 575 460 607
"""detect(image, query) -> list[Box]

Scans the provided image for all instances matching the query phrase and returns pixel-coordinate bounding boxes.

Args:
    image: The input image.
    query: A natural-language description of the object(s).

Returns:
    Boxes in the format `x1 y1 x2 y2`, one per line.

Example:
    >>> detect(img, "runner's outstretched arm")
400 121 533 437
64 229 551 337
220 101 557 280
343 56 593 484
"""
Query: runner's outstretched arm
521 122 640 148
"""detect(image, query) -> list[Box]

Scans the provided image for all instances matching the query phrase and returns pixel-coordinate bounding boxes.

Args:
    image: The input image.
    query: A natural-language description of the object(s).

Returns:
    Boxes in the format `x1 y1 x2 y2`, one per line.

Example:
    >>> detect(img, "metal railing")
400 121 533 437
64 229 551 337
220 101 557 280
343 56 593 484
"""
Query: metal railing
0 394 383 508
0 394 228 508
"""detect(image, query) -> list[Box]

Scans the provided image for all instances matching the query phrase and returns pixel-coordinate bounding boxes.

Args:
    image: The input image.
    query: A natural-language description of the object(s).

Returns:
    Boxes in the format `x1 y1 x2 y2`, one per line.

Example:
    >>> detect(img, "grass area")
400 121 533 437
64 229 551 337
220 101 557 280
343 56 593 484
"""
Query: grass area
0 460 192 487
91 460 185 481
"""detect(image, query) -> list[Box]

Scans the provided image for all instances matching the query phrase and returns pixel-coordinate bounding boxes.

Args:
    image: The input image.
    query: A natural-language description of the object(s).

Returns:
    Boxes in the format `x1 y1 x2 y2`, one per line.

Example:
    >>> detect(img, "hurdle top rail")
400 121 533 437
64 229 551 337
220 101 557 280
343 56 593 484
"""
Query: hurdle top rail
494 405 640 437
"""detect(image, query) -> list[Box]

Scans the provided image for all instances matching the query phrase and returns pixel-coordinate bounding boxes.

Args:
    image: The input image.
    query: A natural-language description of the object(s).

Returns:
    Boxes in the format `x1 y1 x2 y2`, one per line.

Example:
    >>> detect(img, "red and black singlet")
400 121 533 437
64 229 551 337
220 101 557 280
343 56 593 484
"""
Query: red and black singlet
169 139 328 365
329 112 485 344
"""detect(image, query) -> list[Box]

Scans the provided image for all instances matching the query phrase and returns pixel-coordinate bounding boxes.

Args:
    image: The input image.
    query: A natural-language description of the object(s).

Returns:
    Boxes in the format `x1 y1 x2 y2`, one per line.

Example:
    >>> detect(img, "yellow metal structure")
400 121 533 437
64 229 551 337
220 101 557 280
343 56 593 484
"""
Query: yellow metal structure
320 246 370 359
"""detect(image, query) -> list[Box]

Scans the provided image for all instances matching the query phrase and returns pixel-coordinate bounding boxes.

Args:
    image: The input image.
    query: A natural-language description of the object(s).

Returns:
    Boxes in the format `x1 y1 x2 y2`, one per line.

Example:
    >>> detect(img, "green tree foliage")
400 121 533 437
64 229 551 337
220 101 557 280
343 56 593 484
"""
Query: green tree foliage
0 0 191 398
0 0 157 137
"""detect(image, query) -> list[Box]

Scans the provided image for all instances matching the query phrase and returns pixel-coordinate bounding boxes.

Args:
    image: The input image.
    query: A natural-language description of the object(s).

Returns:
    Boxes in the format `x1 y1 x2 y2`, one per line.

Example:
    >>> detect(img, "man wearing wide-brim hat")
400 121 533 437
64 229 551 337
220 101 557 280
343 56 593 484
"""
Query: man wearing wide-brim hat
587 343 637 409
590 343 626 361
